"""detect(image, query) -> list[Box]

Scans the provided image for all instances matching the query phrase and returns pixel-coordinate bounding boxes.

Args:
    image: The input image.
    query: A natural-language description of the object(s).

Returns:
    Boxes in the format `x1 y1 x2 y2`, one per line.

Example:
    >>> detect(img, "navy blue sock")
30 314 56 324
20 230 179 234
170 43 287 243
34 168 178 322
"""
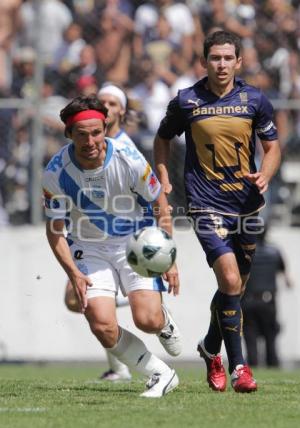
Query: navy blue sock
216 291 245 373
204 291 223 355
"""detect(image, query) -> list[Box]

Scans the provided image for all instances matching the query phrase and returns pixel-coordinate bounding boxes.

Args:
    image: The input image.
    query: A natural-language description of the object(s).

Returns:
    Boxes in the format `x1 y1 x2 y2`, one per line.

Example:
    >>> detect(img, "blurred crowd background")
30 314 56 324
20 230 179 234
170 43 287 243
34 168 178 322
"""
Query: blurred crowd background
1 0 300 227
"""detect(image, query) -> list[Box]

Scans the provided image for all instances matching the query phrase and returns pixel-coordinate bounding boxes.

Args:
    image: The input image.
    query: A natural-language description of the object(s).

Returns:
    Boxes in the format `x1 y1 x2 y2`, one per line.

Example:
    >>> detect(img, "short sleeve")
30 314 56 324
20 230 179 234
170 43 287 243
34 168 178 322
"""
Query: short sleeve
130 159 161 202
42 170 69 219
255 92 278 141
157 95 186 139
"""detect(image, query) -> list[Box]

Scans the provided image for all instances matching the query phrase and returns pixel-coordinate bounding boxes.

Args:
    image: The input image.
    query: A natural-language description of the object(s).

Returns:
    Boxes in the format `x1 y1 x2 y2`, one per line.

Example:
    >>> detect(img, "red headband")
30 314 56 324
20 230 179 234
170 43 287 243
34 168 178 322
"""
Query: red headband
66 110 106 127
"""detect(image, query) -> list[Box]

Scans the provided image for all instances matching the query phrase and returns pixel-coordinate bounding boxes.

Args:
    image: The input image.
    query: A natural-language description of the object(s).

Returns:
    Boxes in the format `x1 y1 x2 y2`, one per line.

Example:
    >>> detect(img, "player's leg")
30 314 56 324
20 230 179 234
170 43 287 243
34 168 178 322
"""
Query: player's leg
85 295 177 397
190 213 227 391
100 351 132 381
101 294 131 381
128 289 182 357
213 253 257 392
115 238 182 357
64 280 80 312
64 279 131 380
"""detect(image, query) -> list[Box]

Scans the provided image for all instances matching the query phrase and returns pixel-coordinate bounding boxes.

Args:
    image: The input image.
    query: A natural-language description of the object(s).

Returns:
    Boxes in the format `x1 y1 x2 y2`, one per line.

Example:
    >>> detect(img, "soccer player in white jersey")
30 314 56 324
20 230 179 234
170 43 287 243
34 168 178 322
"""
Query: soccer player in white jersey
64 84 136 382
43 95 181 398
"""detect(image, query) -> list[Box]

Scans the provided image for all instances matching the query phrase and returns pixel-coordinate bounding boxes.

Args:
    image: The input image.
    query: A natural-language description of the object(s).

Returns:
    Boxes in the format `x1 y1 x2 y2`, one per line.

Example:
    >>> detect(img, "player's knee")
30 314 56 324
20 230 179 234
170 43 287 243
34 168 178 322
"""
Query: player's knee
133 310 164 333
89 322 118 347
64 283 81 313
64 295 81 313
220 271 242 294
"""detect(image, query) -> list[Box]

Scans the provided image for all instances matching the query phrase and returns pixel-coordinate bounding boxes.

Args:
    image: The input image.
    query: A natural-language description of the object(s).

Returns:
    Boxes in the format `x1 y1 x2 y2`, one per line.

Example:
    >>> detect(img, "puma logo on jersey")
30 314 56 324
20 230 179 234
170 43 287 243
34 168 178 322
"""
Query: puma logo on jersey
188 98 201 107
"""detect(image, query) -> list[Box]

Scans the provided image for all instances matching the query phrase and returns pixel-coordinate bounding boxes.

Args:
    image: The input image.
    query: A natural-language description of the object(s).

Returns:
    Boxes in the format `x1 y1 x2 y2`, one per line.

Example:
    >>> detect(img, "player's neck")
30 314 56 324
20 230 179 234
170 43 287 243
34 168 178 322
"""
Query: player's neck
106 122 121 139
206 80 235 98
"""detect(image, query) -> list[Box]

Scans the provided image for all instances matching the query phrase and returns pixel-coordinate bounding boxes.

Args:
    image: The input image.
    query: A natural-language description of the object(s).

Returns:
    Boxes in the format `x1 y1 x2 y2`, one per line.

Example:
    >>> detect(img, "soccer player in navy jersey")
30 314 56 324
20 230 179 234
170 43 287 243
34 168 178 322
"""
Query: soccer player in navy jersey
154 31 281 393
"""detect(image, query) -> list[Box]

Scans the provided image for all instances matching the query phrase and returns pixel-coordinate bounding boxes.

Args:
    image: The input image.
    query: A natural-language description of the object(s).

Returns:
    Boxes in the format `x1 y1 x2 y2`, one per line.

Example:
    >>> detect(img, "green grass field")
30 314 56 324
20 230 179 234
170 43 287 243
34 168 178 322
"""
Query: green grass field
0 363 300 428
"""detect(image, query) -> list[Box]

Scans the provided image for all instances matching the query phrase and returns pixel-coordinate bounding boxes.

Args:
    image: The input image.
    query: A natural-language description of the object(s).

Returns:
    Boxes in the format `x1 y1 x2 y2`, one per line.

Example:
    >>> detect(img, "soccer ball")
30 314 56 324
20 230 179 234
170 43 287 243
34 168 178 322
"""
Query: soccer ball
126 226 177 278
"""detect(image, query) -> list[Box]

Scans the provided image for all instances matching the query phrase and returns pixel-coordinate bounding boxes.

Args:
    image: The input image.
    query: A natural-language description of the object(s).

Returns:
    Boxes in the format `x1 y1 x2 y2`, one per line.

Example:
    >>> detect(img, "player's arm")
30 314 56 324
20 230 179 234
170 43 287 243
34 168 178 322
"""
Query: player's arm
153 191 180 296
245 139 281 194
46 219 92 313
246 92 282 194
154 95 185 194
154 134 172 194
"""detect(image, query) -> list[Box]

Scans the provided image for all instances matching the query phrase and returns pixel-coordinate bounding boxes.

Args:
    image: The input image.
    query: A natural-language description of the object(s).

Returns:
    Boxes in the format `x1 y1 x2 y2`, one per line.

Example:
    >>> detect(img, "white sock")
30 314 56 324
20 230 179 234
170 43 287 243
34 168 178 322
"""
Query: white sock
116 295 129 307
160 304 169 331
108 327 170 377
106 350 130 374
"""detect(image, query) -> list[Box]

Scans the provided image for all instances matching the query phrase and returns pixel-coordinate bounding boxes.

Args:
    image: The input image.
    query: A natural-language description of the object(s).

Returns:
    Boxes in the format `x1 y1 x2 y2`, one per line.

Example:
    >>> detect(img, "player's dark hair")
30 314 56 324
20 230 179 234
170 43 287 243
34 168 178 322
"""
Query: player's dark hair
203 31 241 59
60 94 108 137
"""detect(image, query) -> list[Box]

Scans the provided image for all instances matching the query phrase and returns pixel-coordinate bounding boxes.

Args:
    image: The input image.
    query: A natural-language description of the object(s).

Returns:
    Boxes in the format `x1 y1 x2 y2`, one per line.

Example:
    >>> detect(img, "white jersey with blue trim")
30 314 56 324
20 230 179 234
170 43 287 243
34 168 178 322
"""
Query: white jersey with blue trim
114 129 137 148
42 137 161 241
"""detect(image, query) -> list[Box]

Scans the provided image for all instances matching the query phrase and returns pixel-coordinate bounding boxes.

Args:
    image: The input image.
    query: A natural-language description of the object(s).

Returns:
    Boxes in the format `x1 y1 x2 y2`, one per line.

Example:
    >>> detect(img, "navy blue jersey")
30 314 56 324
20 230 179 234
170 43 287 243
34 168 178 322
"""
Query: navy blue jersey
158 77 278 215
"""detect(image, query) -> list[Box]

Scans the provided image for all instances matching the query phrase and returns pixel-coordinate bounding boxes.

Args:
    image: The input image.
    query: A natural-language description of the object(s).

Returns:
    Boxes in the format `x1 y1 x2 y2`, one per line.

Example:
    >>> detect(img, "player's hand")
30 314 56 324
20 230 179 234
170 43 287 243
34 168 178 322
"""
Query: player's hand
244 172 268 194
161 181 173 195
69 273 93 313
163 263 180 296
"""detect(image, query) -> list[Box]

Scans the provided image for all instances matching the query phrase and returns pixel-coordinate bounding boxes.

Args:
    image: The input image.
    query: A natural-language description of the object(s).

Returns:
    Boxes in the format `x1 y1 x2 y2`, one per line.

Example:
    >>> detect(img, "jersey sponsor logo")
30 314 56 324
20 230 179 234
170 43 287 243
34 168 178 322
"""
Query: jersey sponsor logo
148 173 159 193
192 105 248 116
222 310 237 317
43 188 60 209
85 176 104 182
142 163 152 181
239 92 248 103
256 121 276 133
91 188 105 199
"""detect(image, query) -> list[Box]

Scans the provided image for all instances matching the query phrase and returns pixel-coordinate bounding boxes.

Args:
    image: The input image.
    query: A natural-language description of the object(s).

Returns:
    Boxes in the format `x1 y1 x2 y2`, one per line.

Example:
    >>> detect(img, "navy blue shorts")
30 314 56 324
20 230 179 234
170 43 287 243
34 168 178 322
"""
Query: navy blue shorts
189 212 263 275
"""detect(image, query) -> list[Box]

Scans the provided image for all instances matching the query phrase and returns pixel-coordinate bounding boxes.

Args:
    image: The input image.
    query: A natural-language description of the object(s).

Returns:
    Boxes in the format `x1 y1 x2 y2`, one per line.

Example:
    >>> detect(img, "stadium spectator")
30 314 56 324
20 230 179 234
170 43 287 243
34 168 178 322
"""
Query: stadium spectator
43 94 182 397
19 0 73 65
11 47 36 98
93 4 133 86
53 22 86 74
133 0 195 62
59 44 103 98
154 30 281 393
241 226 292 367
129 55 170 163
0 0 22 92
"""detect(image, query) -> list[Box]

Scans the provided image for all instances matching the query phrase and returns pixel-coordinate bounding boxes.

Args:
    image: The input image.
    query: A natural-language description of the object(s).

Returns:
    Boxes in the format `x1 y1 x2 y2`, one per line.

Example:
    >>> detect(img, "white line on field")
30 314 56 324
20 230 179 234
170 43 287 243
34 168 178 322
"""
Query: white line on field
0 407 47 413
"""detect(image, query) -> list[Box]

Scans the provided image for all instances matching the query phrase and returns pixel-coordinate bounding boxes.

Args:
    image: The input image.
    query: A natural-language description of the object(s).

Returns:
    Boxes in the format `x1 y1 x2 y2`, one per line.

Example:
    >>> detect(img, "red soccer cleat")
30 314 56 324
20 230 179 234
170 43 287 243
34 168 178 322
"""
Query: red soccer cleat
198 341 227 392
231 365 257 393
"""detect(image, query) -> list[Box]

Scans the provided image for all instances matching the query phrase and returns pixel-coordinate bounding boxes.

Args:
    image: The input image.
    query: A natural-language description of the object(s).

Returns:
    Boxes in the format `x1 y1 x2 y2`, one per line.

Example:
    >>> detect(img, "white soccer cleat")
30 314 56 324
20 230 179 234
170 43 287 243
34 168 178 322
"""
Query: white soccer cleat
140 369 179 398
158 305 182 356
99 369 132 382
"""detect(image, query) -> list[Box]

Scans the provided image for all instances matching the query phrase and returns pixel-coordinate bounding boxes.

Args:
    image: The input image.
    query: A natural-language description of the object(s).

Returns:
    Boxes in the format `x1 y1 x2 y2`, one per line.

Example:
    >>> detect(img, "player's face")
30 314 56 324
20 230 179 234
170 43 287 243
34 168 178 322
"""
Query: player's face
98 94 125 129
71 118 106 167
203 43 242 92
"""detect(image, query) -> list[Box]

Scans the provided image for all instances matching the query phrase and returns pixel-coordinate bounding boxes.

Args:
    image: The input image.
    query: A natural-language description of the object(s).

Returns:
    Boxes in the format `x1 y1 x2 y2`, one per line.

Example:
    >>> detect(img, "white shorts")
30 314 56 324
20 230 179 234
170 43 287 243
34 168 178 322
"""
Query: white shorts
68 237 166 299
